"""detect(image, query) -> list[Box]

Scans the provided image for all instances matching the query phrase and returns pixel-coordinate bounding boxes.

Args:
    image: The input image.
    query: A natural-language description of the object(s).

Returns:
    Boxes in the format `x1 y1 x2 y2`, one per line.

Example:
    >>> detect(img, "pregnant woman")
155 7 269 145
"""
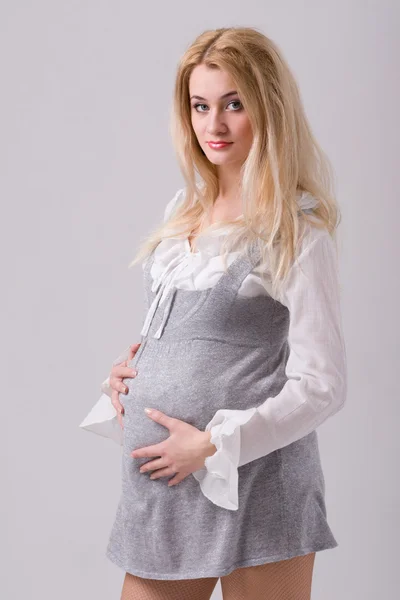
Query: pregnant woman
80 26 347 600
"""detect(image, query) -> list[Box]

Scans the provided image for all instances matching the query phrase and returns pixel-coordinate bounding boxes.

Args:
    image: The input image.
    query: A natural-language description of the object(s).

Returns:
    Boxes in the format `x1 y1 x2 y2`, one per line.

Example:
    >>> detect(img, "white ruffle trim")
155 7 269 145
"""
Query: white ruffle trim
191 407 258 511
79 345 132 445
79 392 123 445
101 375 112 397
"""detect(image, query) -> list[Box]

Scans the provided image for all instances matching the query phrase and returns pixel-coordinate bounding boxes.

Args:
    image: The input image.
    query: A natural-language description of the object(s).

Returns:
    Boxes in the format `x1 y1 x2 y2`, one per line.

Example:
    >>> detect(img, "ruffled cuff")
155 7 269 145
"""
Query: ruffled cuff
79 345 134 445
79 392 123 445
191 407 258 511
101 375 112 398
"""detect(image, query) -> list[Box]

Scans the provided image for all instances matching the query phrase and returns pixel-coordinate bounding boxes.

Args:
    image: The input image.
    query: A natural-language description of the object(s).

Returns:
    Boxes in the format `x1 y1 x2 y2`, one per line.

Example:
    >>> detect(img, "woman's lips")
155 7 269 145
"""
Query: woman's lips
207 141 233 149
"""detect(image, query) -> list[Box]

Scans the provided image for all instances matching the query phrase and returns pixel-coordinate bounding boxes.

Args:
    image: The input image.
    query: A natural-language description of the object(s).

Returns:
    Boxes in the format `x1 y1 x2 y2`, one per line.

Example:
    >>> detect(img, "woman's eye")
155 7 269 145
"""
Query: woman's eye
193 100 242 112
193 103 208 112
227 100 242 111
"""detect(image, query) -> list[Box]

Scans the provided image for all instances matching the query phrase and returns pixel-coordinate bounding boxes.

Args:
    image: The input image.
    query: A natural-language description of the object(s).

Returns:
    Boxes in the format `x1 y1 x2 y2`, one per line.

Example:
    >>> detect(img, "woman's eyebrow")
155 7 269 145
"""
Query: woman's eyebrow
190 91 238 101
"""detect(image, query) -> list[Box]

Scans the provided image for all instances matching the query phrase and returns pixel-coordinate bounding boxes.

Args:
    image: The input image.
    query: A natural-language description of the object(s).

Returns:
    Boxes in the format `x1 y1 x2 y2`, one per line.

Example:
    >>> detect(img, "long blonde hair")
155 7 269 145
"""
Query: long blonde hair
129 26 341 300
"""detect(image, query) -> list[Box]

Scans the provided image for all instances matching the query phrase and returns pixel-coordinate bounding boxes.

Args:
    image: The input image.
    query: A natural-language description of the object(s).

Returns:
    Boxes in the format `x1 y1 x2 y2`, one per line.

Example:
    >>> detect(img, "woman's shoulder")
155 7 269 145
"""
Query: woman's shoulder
163 187 187 222
294 220 335 268
296 191 337 252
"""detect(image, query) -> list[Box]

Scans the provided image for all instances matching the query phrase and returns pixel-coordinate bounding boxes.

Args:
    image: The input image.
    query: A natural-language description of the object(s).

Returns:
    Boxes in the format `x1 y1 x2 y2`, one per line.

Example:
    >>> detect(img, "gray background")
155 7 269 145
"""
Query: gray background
1 1 398 598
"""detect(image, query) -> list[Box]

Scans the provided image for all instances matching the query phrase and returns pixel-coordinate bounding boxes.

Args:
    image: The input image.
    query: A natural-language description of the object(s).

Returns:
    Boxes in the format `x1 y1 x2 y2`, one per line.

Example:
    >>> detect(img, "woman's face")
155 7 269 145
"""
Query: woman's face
189 64 253 168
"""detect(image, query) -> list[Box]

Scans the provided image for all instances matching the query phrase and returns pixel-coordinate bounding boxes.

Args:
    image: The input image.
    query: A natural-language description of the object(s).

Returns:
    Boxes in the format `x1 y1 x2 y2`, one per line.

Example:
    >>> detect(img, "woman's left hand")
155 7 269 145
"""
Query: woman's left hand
131 408 217 487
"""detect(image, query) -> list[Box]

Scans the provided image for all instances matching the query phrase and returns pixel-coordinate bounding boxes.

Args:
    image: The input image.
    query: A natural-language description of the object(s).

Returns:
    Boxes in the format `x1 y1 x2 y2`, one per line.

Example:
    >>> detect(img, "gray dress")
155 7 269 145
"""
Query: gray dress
106 240 338 580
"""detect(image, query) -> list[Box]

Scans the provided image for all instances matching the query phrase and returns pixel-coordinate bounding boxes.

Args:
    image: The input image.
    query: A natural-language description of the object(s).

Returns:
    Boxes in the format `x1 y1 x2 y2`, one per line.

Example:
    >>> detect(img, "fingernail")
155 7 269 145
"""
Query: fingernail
130 369 137 376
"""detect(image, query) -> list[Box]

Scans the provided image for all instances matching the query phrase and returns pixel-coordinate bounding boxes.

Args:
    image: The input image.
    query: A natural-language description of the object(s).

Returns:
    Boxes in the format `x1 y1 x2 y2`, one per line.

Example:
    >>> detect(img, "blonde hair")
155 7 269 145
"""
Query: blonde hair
129 26 341 300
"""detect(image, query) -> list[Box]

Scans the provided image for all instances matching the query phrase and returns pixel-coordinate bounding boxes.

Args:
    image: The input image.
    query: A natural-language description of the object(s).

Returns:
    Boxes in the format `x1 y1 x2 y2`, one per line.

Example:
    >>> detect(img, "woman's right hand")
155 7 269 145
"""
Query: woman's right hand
110 343 141 429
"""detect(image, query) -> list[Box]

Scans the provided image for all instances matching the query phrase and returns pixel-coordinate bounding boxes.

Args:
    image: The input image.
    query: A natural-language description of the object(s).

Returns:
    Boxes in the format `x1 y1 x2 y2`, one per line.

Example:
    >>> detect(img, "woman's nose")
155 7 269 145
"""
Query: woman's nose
206 112 228 135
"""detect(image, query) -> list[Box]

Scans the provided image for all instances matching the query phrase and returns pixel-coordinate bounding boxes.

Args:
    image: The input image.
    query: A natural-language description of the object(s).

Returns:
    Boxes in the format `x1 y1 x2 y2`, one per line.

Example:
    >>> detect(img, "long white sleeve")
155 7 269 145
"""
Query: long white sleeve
192 229 348 510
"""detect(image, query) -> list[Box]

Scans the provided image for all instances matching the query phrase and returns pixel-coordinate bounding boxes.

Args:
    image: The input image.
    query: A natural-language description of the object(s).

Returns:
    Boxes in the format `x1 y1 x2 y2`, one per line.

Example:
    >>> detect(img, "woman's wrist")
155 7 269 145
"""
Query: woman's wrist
203 431 217 457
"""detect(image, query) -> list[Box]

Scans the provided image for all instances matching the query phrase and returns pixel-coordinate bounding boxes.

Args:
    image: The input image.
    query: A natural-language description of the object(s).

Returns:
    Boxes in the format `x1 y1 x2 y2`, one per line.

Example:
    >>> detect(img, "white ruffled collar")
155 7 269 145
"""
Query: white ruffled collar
140 191 318 339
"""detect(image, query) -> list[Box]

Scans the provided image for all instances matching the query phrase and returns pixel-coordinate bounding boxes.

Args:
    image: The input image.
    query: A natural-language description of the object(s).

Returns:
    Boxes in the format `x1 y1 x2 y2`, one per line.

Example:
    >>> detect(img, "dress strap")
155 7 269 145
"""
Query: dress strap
202 238 263 305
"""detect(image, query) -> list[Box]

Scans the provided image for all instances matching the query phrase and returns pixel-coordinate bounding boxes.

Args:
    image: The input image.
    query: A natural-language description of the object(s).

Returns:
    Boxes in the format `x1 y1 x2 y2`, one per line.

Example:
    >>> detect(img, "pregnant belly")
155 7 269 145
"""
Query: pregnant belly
119 339 285 452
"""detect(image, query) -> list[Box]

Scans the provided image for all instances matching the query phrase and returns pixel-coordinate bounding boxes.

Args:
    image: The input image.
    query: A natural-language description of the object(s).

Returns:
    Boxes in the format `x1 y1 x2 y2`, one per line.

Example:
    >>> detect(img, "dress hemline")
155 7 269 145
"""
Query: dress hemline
106 539 338 581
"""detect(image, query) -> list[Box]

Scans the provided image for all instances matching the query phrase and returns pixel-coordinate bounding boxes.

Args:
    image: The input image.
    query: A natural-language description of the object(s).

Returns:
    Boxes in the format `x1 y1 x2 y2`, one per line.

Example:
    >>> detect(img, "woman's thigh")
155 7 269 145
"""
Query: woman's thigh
120 572 219 600
220 552 316 600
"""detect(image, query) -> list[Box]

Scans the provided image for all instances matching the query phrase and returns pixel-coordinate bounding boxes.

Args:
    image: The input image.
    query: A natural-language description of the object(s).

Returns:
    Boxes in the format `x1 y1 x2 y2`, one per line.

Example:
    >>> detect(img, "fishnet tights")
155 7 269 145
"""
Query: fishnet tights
120 552 316 600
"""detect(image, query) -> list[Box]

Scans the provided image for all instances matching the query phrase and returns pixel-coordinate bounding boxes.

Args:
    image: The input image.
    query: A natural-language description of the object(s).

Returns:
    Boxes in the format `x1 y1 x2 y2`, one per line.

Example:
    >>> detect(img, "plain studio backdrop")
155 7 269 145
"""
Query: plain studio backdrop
1 1 398 599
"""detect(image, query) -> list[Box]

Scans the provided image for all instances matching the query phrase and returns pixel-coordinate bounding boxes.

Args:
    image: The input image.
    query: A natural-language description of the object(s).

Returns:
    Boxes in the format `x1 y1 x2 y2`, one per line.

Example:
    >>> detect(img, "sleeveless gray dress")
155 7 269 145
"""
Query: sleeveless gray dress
106 240 338 580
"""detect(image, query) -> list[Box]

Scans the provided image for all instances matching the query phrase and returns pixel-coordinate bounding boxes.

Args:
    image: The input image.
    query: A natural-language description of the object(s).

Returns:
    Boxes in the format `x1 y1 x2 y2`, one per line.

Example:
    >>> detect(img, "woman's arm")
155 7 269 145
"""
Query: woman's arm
192 229 348 510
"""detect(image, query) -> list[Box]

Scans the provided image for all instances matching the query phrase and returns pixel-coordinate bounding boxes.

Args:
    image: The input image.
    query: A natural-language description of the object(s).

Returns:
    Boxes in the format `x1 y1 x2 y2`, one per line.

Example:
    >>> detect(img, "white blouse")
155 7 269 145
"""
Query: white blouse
79 188 347 511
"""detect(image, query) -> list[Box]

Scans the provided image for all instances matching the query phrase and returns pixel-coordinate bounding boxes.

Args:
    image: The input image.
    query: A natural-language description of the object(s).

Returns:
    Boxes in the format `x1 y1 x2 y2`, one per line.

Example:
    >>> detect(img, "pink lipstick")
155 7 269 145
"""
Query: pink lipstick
207 141 233 150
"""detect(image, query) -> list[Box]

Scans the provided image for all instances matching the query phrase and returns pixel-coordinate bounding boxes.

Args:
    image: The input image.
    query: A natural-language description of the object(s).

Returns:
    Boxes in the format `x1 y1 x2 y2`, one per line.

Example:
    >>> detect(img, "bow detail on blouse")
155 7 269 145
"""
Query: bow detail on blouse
140 241 201 339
